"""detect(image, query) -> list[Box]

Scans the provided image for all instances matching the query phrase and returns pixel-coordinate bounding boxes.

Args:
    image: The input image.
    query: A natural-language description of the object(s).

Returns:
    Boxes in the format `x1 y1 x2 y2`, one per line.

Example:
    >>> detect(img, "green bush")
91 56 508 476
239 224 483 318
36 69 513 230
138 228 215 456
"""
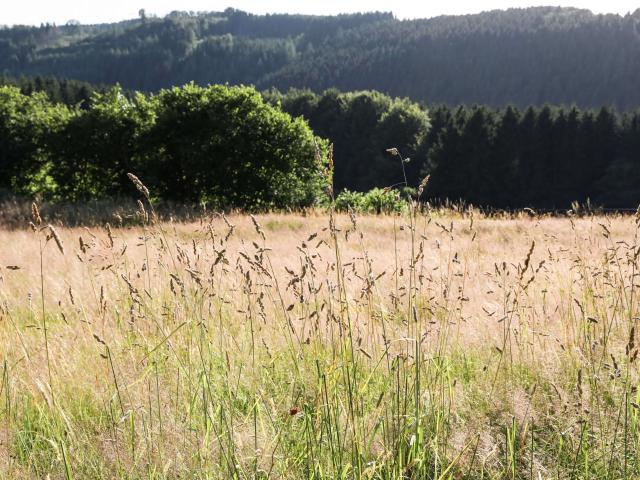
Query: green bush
335 188 407 214
49 87 154 201
0 86 69 195
145 83 327 210
1 83 328 209
334 189 366 212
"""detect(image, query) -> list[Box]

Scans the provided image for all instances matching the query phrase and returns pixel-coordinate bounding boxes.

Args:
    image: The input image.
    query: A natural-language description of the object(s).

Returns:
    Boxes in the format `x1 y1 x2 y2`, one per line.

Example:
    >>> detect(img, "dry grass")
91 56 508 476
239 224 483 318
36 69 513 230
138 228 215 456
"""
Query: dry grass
1 210 639 479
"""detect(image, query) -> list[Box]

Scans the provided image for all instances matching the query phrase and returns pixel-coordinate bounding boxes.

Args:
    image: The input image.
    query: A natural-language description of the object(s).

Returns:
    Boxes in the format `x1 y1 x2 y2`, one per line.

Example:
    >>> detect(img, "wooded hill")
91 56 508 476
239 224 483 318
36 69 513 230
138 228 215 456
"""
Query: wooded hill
2 7 640 109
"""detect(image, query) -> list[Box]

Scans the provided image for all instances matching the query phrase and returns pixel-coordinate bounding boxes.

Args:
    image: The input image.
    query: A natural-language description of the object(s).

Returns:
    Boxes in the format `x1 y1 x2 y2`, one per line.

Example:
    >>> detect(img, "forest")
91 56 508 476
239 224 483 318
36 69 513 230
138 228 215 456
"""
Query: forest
2 78 640 210
1 7 640 109
0 74 118 108
270 90 640 209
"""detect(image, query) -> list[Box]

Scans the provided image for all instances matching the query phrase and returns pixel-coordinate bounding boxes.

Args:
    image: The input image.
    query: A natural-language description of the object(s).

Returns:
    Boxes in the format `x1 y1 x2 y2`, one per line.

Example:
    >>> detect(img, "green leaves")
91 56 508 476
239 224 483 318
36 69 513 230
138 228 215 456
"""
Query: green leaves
146 84 325 209
1 84 326 209
0 86 70 195
271 89 431 193
335 188 407 214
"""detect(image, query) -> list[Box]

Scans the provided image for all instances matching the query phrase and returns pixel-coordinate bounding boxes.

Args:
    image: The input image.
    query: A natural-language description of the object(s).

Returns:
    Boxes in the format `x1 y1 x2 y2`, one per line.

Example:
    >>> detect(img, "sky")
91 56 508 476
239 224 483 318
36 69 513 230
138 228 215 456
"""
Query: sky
2 0 638 26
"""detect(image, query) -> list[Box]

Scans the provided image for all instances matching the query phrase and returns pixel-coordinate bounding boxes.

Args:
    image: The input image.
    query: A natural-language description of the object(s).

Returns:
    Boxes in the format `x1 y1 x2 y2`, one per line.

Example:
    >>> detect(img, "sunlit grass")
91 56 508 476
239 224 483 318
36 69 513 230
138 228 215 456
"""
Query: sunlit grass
1 204 640 479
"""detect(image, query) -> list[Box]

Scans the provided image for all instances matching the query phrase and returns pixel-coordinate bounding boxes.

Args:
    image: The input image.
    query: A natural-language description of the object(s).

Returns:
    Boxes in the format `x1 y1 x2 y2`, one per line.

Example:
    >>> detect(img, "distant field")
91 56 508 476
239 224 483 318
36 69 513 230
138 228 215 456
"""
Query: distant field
1 211 639 479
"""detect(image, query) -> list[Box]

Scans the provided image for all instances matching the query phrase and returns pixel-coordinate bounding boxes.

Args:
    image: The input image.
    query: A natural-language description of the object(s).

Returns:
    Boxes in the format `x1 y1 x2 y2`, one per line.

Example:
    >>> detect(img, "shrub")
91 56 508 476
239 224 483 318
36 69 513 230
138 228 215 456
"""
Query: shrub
334 189 366 212
49 87 154 201
145 83 327 209
335 188 407 214
3 84 328 209
0 86 69 195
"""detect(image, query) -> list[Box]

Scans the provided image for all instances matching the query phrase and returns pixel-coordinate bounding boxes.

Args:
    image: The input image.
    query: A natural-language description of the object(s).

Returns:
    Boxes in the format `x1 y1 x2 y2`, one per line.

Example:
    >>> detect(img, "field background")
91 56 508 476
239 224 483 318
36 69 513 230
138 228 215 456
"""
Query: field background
1 210 639 479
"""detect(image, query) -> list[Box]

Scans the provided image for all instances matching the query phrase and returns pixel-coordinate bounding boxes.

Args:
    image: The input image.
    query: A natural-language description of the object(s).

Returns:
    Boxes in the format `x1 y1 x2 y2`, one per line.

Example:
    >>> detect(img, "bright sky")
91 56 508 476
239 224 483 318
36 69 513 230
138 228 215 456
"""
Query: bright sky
3 1 638 26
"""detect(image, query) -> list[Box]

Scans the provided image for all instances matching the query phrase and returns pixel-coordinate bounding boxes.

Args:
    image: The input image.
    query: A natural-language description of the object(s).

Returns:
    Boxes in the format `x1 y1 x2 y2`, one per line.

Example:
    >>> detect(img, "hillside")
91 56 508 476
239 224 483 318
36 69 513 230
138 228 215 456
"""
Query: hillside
1 7 640 109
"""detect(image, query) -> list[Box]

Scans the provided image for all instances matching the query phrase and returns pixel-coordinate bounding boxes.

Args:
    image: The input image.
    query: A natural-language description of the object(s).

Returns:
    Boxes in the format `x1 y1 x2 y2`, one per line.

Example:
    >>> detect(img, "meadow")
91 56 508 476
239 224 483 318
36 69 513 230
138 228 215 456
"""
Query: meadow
1 204 640 479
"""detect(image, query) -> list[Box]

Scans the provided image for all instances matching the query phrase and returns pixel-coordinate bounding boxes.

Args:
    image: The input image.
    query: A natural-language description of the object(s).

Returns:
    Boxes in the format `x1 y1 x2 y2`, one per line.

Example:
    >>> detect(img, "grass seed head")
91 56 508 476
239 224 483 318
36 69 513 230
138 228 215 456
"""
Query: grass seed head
31 202 42 226
48 225 65 254
127 173 150 199
106 223 115 248
137 200 148 222
418 175 430 198
250 214 266 241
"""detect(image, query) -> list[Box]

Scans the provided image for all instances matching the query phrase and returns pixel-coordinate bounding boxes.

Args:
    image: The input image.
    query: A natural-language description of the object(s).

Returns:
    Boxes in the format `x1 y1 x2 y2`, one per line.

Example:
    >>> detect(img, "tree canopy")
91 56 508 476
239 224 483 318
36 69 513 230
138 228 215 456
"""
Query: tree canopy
4 81 640 211
271 90 640 209
0 84 328 209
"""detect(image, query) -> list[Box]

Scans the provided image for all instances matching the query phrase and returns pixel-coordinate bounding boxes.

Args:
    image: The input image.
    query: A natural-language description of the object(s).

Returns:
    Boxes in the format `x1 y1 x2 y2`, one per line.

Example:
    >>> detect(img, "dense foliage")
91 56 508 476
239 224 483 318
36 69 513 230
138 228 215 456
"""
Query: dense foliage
422 104 640 209
3 80 640 210
0 74 118 108
0 84 327 209
334 188 408 214
146 85 325 208
270 89 640 210
265 89 430 193
1 8 640 109
0 87 69 194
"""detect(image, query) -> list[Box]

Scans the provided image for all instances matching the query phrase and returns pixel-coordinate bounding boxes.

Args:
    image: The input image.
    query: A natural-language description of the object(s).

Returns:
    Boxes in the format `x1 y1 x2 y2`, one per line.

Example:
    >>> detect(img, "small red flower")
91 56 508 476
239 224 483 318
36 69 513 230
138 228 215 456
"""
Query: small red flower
289 407 300 416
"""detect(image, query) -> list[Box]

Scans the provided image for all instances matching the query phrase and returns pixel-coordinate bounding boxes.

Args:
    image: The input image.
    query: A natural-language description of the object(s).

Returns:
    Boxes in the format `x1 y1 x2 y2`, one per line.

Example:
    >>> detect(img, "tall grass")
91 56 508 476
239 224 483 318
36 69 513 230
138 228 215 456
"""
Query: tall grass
0 176 640 478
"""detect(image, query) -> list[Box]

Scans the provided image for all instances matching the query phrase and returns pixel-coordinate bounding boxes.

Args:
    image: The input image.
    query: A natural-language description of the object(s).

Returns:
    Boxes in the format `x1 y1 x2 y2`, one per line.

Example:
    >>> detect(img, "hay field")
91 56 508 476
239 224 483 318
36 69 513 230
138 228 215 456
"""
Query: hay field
1 210 639 479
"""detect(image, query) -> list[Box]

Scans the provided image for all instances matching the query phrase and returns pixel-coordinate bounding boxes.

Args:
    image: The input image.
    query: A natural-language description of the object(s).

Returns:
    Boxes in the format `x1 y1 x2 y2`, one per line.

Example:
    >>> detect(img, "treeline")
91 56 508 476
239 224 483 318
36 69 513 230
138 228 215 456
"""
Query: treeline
0 84 326 209
264 89 430 193
424 105 640 209
0 74 122 108
269 89 640 209
2 8 640 109
3 81 640 210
